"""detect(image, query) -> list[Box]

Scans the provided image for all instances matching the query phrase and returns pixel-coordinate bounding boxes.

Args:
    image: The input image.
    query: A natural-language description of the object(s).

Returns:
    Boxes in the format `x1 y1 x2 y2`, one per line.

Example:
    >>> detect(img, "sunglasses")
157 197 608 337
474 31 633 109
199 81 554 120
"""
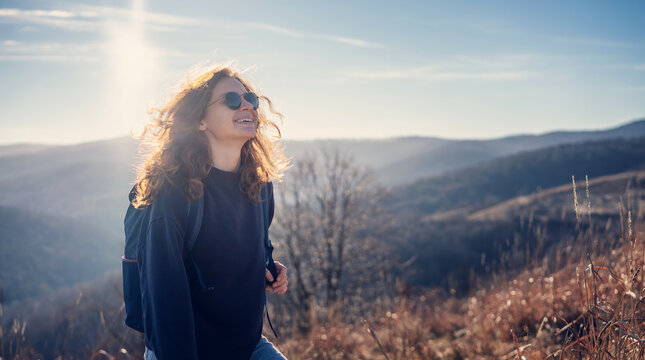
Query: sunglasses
209 91 259 110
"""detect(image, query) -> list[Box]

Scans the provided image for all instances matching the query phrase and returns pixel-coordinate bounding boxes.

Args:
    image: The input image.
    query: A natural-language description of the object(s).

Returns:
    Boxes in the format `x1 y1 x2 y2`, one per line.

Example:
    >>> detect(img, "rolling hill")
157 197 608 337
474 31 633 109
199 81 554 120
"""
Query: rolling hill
376 118 645 184
0 205 120 304
0 118 643 236
388 168 644 290
385 135 645 218
0 118 644 304
467 170 645 222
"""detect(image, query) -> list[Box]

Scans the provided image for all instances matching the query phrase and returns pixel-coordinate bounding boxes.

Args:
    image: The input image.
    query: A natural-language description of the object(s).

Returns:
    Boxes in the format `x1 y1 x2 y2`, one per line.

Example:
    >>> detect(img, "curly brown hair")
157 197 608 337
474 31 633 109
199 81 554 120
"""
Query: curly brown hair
132 65 289 208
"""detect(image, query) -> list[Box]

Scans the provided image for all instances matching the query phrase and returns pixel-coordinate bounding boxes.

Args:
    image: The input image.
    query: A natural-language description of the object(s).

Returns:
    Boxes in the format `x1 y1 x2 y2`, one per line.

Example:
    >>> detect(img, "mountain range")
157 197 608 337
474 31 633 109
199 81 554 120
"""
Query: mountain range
385 135 645 218
1 117 644 303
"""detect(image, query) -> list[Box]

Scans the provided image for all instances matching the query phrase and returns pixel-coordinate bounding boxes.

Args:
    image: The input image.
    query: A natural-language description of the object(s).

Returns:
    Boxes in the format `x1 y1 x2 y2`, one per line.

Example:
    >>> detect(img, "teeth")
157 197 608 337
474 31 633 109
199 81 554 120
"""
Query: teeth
235 118 253 123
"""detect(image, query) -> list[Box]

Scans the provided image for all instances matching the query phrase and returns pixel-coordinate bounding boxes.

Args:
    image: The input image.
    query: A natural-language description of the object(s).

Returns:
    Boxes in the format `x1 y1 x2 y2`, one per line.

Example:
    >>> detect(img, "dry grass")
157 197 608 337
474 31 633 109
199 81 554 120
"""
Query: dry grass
3 227 643 359
271 223 644 360
3 179 644 360
270 174 645 359
2 227 643 360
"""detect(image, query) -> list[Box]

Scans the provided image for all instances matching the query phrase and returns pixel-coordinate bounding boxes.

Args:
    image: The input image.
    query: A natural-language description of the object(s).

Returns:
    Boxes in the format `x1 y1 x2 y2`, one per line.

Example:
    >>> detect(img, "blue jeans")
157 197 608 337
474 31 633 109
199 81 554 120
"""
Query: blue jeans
144 336 287 360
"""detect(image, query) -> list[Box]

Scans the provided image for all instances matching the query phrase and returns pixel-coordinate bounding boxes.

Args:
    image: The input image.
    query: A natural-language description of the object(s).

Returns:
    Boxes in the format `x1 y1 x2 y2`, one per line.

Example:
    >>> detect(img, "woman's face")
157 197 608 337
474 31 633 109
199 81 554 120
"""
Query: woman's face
199 77 258 145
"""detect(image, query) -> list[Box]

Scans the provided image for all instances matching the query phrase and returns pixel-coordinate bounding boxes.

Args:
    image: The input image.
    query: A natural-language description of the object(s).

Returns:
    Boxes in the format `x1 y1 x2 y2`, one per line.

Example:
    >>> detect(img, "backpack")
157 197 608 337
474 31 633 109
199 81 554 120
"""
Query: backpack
122 183 279 335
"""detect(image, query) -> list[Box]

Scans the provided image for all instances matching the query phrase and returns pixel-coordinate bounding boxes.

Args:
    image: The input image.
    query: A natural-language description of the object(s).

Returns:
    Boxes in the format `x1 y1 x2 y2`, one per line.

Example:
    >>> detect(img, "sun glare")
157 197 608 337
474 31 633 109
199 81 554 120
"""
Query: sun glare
104 0 159 138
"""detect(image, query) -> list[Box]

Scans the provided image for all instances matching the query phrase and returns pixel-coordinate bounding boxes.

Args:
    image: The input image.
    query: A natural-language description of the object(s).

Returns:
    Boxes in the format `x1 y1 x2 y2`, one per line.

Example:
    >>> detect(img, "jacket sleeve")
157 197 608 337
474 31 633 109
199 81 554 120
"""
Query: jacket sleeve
139 212 198 359
268 182 275 228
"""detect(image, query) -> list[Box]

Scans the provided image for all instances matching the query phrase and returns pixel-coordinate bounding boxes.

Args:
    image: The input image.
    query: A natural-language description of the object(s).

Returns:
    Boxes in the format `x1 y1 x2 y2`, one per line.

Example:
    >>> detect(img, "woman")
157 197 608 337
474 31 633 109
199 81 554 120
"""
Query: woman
131 66 290 359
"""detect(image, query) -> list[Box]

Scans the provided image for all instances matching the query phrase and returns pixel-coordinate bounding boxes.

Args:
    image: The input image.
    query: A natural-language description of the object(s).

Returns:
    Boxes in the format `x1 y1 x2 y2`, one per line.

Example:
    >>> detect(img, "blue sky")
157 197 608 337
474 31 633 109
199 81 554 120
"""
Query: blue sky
0 0 644 145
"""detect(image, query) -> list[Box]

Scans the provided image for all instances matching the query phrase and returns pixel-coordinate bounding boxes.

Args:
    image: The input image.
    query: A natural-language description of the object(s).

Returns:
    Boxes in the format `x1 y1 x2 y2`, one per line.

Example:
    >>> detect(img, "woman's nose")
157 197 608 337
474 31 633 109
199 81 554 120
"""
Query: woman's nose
239 95 255 110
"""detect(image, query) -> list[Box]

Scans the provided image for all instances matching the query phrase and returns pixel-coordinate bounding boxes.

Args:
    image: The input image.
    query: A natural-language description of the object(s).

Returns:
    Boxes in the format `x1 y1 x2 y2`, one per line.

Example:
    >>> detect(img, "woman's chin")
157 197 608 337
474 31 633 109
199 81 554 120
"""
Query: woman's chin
233 122 257 134
234 128 257 141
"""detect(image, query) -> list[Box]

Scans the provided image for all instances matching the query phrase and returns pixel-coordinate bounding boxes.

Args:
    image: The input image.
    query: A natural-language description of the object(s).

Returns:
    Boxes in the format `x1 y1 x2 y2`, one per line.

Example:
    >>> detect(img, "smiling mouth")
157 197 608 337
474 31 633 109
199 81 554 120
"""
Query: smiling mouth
234 118 255 124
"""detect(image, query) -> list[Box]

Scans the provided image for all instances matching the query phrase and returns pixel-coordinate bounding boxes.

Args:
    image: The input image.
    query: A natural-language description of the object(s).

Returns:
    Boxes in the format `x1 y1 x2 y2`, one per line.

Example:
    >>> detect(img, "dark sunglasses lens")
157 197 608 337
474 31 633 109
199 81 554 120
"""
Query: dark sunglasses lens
244 92 259 110
224 92 242 110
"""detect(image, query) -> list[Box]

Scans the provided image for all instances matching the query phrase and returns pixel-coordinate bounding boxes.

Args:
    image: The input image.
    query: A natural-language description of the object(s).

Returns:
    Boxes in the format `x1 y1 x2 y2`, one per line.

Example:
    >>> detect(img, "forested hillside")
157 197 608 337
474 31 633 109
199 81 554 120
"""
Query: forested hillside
386 135 645 217
0 206 120 304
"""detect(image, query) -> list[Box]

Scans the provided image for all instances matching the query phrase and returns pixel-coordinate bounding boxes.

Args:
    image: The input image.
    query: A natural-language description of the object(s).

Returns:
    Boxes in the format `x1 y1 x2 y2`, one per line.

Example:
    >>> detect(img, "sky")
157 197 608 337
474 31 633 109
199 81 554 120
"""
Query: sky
0 0 644 145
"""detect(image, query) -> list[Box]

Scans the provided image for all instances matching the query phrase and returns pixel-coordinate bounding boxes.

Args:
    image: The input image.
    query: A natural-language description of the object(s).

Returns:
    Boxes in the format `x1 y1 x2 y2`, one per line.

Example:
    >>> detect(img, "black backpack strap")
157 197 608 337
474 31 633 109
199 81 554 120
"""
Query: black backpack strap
185 194 211 292
185 195 204 251
265 297 279 338
262 183 279 338
262 184 278 282
128 185 138 203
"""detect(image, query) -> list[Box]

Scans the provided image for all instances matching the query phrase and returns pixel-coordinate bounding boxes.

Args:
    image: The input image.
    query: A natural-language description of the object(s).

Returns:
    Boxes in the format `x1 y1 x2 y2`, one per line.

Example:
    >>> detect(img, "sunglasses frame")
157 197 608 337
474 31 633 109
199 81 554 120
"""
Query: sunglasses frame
208 91 259 110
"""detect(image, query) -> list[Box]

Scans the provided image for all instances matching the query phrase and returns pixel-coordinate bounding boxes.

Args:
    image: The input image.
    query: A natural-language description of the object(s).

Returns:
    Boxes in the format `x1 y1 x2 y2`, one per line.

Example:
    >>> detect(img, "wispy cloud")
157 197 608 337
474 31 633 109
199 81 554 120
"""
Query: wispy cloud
0 39 189 62
0 40 101 62
0 8 98 31
350 68 532 81
601 63 645 72
74 4 205 28
0 54 95 61
1 6 381 51
407 16 516 35
553 36 642 49
0 9 88 18
0 6 204 32
244 22 383 49
451 53 538 68
0 4 201 62
347 55 537 81
611 85 645 92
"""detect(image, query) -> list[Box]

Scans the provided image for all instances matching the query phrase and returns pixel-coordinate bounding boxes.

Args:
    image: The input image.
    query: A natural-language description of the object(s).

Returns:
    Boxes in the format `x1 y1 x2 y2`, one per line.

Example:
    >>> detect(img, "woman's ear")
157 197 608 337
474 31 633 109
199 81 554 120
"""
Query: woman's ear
199 121 206 131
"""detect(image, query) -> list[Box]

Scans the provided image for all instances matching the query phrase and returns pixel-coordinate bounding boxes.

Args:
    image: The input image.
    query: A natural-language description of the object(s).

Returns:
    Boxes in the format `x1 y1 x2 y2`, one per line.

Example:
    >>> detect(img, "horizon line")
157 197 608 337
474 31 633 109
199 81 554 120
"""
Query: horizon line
1 117 643 148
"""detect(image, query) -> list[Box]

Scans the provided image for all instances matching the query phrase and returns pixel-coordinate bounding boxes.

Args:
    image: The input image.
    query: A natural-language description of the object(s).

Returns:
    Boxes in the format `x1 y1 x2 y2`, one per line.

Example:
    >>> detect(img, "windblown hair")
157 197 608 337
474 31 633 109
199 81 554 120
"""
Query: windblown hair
132 65 289 208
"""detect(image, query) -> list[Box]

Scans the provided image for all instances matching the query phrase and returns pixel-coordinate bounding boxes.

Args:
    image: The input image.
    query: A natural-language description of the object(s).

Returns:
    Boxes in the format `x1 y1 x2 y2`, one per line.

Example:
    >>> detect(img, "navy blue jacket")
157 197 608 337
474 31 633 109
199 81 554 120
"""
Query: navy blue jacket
138 167 273 359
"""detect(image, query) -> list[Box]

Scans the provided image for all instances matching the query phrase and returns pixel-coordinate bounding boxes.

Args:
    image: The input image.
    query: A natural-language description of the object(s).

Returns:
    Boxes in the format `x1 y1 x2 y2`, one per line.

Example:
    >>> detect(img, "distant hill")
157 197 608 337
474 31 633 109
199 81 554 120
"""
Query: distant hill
281 136 450 170
0 205 120 304
376 140 501 184
467 170 645 223
378 118 645 184
0 118 643 237
389 169 644 289
386 135 645 218
0 143 54 157
0 118 644 301
0 136 139 234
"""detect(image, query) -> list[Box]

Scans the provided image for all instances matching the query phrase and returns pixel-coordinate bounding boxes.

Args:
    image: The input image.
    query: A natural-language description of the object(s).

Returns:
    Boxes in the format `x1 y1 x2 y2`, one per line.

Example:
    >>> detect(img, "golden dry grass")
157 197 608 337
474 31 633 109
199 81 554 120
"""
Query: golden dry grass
274 226 644 360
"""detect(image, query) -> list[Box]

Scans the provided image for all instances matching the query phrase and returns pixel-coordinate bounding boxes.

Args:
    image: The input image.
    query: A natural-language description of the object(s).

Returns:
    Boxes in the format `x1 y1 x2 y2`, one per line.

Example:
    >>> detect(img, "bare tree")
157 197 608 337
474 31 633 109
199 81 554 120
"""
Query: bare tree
271 147 393 333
